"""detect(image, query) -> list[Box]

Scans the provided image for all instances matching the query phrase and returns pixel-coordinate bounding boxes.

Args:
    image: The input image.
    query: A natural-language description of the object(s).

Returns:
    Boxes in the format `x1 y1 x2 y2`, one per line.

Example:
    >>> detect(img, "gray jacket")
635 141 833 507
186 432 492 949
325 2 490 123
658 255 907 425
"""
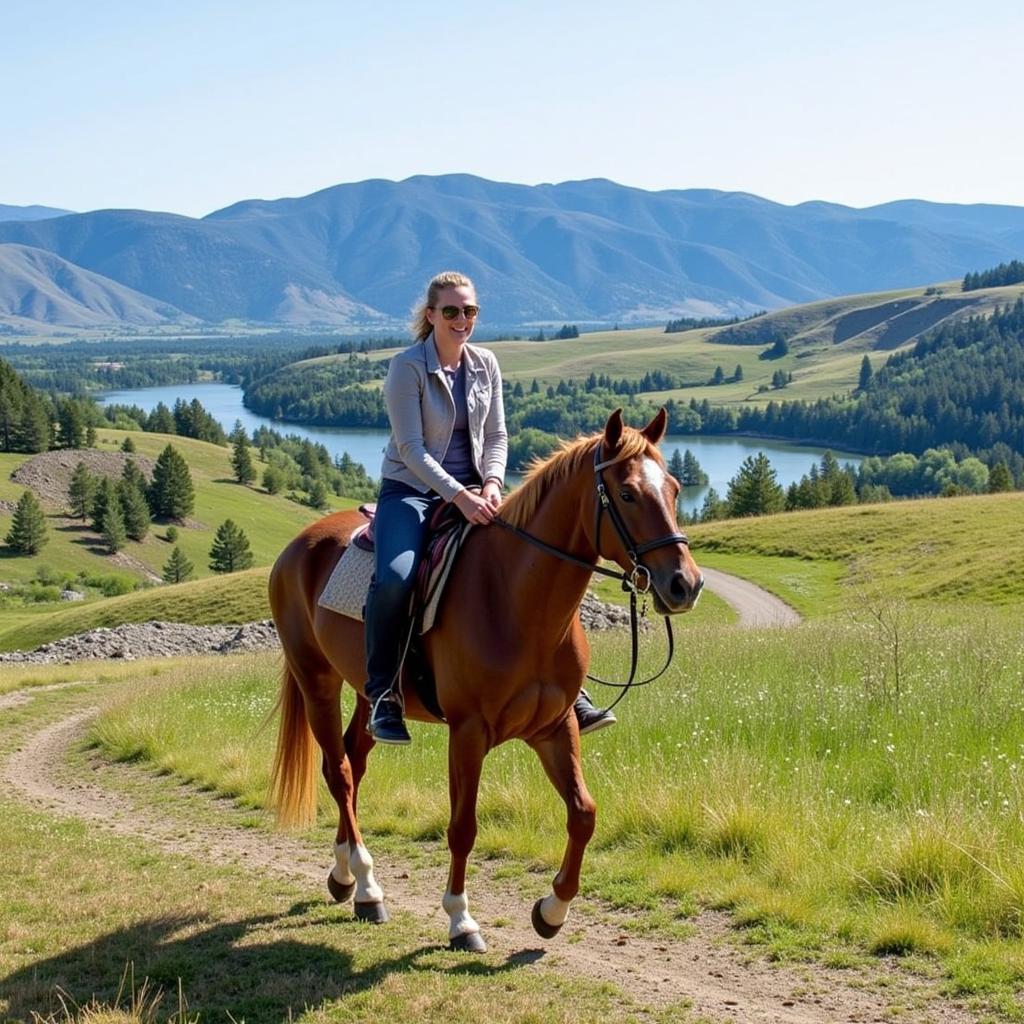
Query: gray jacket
380 333 508 501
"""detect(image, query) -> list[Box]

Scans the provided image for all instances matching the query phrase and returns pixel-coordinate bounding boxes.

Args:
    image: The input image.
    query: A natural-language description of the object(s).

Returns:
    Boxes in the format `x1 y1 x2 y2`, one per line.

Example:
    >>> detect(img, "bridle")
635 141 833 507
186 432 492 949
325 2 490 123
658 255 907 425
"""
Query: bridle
494 441 692 710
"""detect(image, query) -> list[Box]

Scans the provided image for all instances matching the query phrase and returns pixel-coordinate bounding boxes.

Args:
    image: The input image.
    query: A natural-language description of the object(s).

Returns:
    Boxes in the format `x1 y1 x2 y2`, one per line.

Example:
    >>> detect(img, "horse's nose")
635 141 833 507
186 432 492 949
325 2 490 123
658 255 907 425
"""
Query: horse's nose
670 569 703 606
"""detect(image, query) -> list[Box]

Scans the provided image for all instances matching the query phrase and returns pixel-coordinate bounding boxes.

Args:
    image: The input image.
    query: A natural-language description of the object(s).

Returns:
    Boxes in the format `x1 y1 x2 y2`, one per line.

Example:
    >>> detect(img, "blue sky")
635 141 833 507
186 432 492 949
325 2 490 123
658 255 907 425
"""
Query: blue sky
3 0 1022 216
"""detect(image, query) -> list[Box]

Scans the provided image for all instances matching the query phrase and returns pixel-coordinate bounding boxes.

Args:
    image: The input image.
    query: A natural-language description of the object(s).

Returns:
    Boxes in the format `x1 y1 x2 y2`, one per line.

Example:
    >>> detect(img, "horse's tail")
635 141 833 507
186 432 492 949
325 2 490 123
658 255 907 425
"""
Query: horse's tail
269 664 319 828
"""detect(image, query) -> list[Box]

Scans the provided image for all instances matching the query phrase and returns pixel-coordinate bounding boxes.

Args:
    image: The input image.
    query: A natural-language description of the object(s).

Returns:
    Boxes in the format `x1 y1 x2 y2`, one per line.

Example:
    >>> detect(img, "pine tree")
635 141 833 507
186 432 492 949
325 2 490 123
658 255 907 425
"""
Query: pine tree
5 490 48 554
118 480 151 541
733 364 744 382
989 461 1014 493
726 453 785 518
57 399 84 449
668 449 685 482
858 355 873 391
149 444 195 519
101 502 127 553
121 458 148 497
209 519 254 573
162 545 195 584
231 431 256 485
120 435 137 453
68 461 98 520
307 477 329 510
91 476 118 533
698 487 727 522
681 449 708 486
712 365 725 385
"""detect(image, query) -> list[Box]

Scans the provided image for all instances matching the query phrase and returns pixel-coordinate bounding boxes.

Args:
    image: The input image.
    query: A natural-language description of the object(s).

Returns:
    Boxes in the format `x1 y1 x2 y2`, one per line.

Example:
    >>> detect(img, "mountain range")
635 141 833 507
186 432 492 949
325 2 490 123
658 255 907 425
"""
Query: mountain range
1 176 1022 329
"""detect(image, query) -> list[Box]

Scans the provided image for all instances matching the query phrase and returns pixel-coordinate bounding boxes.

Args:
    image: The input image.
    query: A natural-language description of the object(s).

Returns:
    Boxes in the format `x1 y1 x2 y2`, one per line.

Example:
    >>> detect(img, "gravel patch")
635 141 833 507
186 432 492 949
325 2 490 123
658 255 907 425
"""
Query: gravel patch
10 448 156 509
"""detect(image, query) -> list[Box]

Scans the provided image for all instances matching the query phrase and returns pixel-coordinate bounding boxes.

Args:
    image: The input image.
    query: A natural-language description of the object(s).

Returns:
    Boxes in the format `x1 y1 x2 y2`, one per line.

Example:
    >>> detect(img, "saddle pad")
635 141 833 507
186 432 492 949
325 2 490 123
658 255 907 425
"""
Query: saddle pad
317 523 471 634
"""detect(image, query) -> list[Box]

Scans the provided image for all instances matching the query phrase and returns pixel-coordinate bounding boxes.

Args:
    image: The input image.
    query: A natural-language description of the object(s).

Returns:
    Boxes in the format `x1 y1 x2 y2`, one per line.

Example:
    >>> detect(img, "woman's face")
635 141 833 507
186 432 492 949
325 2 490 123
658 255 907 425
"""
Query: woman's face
426 284 478 351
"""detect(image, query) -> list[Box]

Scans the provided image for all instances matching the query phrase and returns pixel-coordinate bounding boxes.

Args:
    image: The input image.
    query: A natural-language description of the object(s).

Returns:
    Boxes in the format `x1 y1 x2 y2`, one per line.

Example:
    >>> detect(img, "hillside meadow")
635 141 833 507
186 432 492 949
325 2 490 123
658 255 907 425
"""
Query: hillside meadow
286 279 1024 412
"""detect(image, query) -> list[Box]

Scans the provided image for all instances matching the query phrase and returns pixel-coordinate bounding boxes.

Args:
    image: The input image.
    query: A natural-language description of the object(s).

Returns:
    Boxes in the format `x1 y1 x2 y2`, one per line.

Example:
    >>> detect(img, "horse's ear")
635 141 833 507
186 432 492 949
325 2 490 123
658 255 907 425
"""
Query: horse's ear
603 409 624 454
640 407 668 446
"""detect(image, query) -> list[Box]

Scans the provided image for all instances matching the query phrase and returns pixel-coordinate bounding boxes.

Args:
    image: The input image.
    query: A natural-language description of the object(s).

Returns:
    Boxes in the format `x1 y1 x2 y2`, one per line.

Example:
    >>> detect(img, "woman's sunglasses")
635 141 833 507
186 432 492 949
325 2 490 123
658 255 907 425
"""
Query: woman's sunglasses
431 304 480 321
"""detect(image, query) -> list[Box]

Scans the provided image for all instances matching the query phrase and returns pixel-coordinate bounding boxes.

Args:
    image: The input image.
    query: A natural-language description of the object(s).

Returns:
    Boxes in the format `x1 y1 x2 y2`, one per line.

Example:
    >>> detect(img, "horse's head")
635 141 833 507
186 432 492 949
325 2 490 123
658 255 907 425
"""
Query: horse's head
592 409 704 615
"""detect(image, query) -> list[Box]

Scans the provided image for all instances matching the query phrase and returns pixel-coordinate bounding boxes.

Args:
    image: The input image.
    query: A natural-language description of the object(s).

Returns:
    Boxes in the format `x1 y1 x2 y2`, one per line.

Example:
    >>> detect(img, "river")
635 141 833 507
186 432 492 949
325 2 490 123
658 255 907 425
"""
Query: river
99 382 860 515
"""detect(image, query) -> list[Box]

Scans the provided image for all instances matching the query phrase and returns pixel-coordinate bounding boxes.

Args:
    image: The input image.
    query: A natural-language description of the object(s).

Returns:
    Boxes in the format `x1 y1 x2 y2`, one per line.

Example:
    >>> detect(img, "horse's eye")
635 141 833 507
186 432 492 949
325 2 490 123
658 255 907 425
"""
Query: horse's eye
619 490 635 503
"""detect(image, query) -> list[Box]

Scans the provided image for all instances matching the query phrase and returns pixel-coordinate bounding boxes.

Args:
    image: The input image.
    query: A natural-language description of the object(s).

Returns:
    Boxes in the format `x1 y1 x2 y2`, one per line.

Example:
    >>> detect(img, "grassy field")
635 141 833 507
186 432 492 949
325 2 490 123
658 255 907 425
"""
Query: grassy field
0 681 663 1024
0 429 357 591
306 279 1024 411
74 605 1024 1018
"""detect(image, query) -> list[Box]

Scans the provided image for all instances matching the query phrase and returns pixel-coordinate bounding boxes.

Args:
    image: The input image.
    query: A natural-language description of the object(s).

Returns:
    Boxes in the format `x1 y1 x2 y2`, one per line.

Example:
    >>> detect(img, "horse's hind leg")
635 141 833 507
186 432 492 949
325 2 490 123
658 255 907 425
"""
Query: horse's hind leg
443 721 488 952
528 719 597 938
303 681 389 923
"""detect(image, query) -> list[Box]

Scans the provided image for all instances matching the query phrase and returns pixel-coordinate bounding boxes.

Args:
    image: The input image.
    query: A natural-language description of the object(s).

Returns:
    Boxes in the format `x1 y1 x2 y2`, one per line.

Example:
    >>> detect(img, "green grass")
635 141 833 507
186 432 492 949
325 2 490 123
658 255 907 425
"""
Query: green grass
327 279 1024 411
84 608 1024 1008
0 429 349 592
0 567 272 653
691 491 1024 609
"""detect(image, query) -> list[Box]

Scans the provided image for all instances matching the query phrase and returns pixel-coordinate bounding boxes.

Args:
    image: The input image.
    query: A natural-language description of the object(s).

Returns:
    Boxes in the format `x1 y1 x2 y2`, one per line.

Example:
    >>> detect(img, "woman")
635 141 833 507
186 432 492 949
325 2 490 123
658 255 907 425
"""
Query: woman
365 270 615 744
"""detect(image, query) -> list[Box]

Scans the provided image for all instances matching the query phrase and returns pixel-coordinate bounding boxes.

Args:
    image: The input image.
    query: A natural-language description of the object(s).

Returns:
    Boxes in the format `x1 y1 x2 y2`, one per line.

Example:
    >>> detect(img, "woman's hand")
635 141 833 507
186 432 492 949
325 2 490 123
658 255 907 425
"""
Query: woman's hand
481 479 503 510
453 488 496 525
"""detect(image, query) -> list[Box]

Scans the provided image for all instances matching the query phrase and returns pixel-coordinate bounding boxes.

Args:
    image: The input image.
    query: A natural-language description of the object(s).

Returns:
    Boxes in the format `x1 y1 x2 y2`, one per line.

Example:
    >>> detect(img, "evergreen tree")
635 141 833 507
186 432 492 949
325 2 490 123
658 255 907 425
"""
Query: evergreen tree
149 444 195 519
988 461 1014 493
307 477 330 509
91 476 118 533
101 502 127 553
147 402 176 434
85 424 97 447
118 480 151 541
711 365 725 385
5 490 48 554
858 355 873 391
121 458 148 497
668 448 685 482
699 487 727 522
209 519 254 573
733 364 744 382
681 449 708 486
231 431 256 485
57 399 84 449
726 453 785 518
162 545 195 584
68 461 98 520
120 435 137 453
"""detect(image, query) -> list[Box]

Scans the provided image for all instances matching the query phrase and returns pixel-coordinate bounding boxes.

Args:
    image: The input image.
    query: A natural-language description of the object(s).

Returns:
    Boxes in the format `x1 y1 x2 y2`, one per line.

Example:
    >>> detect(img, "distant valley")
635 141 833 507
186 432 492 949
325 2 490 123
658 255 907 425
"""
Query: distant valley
1 176 1022 331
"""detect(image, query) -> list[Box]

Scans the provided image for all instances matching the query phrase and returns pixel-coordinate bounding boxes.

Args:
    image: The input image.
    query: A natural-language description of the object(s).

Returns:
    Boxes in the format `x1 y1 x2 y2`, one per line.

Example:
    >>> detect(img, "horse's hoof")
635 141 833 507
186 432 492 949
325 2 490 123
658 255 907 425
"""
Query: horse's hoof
354 900 390 924
327 872 356 903
531 898 563 940
449 931 487 953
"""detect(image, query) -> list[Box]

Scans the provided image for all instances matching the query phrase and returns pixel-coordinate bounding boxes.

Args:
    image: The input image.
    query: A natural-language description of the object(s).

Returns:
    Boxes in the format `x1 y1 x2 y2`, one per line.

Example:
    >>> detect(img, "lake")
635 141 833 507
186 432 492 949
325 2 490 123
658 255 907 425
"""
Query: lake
99 382 861 515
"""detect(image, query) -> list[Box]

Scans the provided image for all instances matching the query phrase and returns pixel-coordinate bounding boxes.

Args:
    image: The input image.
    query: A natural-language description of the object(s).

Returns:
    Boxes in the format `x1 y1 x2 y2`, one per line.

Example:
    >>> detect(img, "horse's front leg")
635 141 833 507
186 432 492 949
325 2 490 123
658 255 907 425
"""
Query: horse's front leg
528 715 597 938
444 721 488 952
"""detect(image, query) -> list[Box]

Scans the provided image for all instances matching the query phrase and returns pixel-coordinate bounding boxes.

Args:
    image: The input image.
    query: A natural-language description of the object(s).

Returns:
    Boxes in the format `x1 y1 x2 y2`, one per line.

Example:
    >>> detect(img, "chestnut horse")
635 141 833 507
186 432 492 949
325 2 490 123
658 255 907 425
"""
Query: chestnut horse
269 409 703 951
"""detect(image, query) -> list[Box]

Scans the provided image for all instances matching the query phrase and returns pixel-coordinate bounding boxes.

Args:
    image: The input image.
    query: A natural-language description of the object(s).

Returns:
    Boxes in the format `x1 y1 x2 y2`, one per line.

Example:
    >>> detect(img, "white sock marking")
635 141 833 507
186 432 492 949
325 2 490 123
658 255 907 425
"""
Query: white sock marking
348 842 384 903
332 842 355 885
539 893 571 927
443 889 481 938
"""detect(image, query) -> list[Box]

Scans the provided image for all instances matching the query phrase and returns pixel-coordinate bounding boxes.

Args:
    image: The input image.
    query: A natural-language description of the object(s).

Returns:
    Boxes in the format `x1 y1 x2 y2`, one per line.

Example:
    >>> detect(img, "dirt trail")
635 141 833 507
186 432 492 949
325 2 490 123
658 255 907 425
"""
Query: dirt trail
700 568 801 627
1 685 977 1024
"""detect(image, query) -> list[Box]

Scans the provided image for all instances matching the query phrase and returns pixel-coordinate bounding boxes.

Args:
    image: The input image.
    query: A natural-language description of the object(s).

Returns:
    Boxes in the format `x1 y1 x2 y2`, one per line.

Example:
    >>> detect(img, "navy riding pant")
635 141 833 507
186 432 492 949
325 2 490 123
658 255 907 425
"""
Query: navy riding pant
364 478 443 699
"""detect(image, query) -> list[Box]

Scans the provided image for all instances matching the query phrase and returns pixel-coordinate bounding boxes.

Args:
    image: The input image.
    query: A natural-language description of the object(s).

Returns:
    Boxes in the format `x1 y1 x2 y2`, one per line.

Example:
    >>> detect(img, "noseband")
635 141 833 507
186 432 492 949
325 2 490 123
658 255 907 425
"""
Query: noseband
494 441 692 705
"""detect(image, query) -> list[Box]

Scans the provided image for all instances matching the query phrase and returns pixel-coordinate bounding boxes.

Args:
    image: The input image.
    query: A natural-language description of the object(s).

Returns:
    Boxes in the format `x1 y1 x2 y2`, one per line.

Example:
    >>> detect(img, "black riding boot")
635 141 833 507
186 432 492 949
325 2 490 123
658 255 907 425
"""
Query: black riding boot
366 684 412 745
574 689 617 735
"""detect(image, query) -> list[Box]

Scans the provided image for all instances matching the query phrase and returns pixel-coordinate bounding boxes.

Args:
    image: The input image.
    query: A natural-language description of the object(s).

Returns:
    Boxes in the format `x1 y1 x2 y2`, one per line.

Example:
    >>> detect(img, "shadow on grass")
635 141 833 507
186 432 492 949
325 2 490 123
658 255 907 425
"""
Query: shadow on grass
0 902 539 1023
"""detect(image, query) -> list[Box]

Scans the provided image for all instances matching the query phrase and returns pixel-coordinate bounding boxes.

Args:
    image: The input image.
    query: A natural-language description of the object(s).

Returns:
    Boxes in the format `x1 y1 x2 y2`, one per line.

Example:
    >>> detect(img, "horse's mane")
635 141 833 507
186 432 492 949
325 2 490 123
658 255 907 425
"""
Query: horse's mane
500 427 658 529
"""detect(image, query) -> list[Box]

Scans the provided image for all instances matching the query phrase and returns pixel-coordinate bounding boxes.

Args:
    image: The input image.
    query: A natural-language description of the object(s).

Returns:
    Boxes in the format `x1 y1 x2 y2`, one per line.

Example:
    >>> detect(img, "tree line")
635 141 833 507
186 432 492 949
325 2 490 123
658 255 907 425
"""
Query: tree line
962 260 1024 292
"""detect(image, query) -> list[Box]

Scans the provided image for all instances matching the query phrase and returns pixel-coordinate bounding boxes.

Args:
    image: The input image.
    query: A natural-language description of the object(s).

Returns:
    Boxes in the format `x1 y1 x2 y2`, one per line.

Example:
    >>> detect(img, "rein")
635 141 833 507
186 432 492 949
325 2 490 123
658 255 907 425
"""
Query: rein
493 443 690 710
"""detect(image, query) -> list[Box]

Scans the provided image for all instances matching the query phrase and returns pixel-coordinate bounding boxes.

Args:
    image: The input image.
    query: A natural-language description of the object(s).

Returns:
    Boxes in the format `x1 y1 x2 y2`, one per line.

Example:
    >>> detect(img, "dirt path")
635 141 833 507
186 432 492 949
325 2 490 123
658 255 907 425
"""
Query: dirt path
700 568 802 627
1 684 977 1024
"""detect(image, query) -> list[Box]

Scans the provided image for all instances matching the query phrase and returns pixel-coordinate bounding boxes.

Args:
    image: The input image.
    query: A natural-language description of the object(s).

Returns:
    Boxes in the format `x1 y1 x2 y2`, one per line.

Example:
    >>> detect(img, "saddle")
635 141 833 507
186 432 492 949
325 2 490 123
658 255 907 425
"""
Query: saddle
317 500 473 723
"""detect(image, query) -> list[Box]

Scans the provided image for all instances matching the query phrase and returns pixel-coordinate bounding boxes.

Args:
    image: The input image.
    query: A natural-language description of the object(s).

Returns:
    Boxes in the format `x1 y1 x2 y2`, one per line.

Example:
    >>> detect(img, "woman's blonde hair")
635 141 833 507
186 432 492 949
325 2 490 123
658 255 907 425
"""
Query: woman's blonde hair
411 271 476 341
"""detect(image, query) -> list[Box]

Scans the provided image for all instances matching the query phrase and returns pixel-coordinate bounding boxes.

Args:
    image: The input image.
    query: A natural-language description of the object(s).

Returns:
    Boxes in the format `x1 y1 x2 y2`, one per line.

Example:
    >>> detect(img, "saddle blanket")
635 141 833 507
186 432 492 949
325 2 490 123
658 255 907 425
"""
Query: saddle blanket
317 523 471 633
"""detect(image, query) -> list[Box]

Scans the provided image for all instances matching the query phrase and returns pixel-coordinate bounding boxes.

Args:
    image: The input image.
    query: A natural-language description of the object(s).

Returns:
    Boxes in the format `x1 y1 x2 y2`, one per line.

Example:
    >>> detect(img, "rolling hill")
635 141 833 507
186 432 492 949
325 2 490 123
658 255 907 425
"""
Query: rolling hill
0 203 74 222
1 175 1021 328
0 243 197 329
